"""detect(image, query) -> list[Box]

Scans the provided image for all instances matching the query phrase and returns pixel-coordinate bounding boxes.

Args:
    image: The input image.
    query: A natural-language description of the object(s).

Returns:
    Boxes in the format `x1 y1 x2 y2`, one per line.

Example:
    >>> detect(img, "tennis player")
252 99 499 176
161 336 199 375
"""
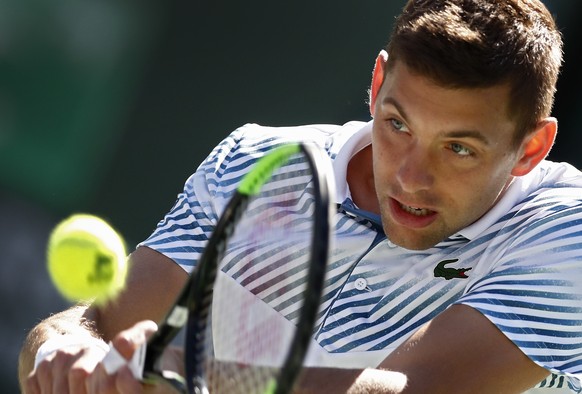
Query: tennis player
19 0 582 393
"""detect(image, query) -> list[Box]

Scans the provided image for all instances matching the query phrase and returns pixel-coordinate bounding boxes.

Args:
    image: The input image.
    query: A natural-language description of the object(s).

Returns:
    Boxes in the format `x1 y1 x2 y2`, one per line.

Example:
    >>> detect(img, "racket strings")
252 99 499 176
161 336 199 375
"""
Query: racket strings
203 155 318 393
205 363 276 394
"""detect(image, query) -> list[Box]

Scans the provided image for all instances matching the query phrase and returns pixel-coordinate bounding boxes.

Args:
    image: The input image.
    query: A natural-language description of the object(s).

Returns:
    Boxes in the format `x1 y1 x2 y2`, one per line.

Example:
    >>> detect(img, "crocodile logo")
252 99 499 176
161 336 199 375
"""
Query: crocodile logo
433 259 472 280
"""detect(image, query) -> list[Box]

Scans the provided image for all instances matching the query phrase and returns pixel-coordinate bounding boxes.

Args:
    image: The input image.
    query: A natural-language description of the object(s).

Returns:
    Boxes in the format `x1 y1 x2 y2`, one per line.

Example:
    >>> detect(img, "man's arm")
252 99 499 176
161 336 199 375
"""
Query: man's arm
18 246 188 393
94 246 189 342
297 304 550 393
378 304 549 393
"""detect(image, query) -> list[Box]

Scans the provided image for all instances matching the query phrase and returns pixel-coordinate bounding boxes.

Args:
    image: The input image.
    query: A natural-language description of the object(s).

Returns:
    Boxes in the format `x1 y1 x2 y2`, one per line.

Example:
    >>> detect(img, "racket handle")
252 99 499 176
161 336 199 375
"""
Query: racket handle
191 376 210 394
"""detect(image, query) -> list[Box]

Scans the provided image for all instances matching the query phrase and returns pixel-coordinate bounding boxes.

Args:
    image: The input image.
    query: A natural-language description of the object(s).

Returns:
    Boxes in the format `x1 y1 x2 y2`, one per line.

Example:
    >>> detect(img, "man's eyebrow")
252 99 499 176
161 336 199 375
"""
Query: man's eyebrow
442 130 491 146
381 97 409 122
382 96 491 146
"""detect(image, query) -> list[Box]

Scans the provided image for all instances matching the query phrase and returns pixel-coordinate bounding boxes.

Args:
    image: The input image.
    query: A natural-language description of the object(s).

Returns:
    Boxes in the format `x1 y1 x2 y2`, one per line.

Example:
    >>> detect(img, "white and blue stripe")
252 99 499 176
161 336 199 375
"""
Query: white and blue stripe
141 122 582 393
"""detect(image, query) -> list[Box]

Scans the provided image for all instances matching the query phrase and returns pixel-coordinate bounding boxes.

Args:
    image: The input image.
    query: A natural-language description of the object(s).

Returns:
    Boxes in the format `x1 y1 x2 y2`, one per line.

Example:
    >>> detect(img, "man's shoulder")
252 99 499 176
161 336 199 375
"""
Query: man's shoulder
463 160 582 250
537 160 582 185
503 160 582 239
521 160 582 209
229 121 368 147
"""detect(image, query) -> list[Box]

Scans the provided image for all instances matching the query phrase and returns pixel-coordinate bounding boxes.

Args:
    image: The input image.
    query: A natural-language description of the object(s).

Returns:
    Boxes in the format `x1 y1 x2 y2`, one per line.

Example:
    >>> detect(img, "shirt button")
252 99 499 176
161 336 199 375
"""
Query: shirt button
355 278 369 291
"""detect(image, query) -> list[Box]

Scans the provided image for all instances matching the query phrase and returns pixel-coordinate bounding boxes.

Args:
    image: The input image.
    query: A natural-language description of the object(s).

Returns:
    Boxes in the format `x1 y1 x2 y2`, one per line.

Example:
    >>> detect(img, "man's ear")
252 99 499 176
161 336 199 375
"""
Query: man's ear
369 50 389 116
511 118 557 176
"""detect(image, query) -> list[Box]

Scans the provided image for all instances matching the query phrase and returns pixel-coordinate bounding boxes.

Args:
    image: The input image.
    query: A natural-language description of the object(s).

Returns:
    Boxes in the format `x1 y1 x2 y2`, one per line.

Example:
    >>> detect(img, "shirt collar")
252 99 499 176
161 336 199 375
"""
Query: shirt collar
331 120 373 204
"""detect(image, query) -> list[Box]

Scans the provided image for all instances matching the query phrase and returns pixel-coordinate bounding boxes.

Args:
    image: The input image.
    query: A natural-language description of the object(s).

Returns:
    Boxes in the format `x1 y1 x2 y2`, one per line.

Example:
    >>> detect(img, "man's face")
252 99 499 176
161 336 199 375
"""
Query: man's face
372 61 524 250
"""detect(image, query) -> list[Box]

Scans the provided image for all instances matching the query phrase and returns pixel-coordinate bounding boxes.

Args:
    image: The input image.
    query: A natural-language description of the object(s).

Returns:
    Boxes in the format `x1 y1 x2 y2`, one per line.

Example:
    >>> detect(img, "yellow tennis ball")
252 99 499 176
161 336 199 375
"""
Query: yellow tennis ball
47 214 128 305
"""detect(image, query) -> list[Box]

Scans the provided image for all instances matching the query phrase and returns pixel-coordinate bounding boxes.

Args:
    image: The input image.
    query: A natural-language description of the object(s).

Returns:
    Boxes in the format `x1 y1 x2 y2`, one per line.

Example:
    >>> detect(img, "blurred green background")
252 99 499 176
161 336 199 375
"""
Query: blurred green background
1 1 580 392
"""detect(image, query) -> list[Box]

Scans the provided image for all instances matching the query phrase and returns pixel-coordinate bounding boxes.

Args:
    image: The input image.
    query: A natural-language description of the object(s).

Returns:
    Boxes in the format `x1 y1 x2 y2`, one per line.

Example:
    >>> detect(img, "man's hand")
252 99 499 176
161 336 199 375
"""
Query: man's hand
24 320 183 394
19 247 189 393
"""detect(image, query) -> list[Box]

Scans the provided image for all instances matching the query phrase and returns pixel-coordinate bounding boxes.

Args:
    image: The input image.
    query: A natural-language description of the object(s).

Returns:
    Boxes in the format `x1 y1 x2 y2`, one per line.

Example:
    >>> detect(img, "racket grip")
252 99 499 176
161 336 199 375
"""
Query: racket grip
102 341 146 379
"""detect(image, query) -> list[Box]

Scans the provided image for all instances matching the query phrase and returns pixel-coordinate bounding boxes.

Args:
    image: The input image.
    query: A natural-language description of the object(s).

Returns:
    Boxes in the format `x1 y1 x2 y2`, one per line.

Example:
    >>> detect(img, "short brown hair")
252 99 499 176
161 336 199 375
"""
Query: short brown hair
386 0 563 143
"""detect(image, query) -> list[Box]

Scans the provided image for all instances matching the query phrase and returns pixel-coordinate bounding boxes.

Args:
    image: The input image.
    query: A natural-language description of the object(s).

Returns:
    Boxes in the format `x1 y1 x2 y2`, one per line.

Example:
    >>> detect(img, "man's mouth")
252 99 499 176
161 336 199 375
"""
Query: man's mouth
389 198 438 229
399 203 433 216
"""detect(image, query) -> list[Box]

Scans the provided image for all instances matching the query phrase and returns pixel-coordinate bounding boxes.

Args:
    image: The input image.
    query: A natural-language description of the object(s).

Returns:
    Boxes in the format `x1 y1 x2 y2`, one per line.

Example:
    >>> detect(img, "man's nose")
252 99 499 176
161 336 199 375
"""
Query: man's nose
395 144 434 194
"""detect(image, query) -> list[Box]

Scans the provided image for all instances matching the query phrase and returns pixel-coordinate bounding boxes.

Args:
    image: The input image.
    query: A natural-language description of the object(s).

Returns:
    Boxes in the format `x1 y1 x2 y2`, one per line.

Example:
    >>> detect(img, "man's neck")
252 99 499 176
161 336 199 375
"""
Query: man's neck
346 145 379 214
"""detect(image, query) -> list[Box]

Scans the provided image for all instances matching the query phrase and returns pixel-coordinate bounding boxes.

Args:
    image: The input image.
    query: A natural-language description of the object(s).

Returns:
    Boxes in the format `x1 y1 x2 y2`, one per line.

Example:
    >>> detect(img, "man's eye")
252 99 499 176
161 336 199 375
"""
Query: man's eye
390 119 408 132
450 143 473 156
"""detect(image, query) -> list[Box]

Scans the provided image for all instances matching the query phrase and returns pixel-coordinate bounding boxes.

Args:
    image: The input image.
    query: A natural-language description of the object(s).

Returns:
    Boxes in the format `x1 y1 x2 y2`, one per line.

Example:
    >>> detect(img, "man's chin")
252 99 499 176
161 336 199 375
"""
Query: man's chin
389 238 438 251
383 224 446 251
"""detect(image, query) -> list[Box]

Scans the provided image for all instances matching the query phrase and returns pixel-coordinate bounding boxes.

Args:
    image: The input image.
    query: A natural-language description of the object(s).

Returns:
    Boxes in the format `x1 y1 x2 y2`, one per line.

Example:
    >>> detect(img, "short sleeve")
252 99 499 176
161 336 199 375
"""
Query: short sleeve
139 127 246 272
457 203 582 391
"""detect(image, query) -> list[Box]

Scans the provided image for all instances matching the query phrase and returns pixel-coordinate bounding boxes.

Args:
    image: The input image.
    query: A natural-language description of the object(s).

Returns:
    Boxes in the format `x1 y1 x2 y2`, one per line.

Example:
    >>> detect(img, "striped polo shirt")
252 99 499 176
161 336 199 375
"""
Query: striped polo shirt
142 121 582 393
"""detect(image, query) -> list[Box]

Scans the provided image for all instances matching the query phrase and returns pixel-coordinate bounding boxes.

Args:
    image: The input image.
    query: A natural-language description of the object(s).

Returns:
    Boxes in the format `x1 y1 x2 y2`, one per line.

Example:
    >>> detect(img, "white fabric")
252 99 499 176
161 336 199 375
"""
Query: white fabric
141 122 582 393
34 335 109 369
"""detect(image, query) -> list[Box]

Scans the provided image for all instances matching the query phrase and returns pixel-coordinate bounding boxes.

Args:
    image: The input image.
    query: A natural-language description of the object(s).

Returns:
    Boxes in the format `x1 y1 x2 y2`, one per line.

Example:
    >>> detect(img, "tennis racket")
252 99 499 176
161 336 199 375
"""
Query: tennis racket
105 142 334 393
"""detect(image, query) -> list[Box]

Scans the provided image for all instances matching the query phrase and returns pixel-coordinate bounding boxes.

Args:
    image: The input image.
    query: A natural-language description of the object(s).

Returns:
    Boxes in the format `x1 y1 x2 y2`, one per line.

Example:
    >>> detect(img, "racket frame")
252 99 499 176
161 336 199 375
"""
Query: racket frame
142 143 333 394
